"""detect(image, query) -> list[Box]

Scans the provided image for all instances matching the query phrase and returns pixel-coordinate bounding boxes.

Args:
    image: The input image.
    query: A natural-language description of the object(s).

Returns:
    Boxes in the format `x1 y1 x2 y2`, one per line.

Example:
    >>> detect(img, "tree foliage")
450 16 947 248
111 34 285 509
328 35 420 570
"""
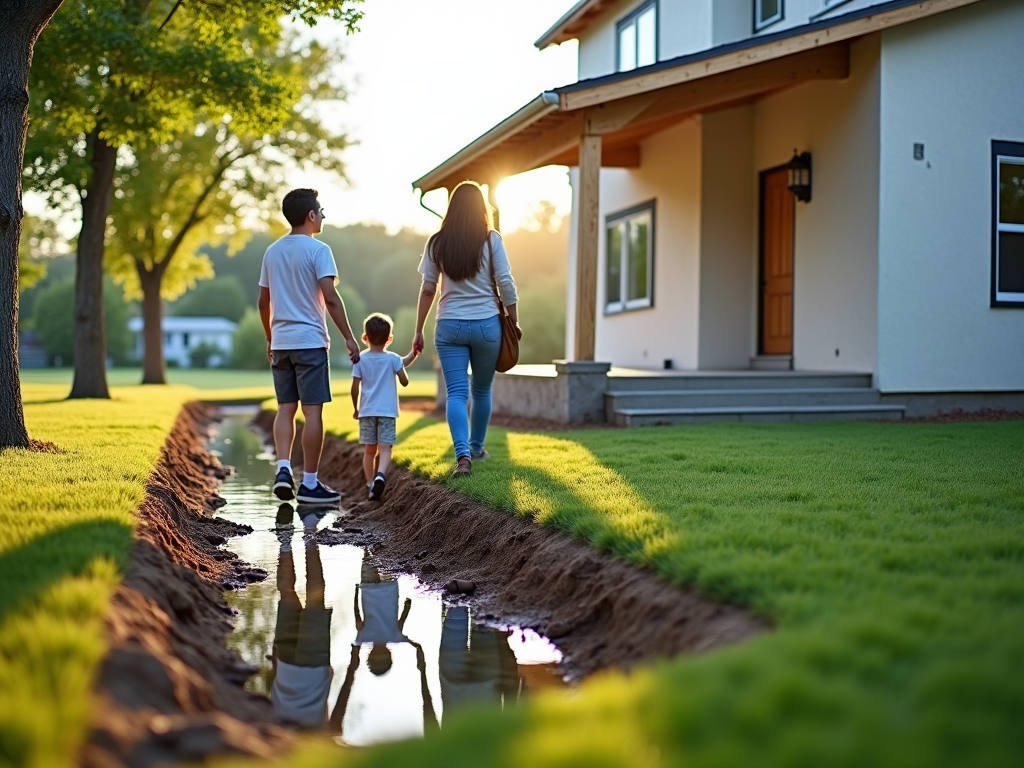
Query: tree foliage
17 216 61 294
31 276 132 365
172 275 250 322
103 33 349 304
23 0 362 395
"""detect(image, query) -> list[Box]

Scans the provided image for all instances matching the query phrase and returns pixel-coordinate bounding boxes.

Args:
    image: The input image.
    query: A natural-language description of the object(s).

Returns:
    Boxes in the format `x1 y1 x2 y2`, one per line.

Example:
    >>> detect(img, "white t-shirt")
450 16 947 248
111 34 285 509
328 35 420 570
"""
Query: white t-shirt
271 661 333 727
352 351 405 418
354 581 407 645
417 231 518 321
259 234 338 350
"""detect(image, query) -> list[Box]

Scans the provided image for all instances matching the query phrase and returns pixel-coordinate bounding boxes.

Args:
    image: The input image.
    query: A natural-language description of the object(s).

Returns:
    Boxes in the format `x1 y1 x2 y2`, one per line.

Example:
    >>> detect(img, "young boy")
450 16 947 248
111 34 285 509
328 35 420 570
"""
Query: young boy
258 188 361 506
351 313 418 500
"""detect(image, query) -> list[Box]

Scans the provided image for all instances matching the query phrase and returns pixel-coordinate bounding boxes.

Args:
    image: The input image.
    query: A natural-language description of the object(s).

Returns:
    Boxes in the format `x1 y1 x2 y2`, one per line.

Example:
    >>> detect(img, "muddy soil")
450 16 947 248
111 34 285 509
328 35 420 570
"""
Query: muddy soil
84 404 290 768
256 411 769 679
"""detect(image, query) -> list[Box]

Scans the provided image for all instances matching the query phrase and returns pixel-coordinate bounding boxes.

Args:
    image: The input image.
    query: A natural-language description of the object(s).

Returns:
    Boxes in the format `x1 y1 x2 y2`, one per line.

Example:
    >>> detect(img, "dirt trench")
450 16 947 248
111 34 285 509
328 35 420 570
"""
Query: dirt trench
84 403 289 768
257 410 769 679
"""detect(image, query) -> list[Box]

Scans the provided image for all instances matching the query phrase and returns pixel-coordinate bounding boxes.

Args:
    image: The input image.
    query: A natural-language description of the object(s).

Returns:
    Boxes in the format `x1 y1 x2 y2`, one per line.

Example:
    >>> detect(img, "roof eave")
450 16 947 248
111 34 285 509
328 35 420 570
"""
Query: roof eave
412 92 561 193
534 0 603 49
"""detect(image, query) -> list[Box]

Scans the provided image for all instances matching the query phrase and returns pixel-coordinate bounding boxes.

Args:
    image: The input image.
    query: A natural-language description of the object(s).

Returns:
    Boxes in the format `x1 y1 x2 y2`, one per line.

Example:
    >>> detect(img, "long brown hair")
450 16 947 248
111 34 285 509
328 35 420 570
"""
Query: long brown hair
427 181 494 282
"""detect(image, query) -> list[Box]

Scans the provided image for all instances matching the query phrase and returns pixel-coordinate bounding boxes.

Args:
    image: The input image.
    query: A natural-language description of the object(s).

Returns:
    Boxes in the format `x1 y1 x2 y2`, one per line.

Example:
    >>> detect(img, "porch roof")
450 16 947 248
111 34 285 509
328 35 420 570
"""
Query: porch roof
412 0 985 194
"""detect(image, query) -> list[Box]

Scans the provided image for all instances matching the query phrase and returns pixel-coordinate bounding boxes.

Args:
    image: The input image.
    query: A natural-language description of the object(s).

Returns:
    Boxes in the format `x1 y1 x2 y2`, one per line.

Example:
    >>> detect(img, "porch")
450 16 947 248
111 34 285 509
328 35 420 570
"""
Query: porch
486 364 904 426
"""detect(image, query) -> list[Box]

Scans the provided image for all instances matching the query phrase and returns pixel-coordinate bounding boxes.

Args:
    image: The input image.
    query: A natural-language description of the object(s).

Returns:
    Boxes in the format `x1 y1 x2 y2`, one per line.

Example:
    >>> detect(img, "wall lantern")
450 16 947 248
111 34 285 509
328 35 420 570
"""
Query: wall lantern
787 150 812 203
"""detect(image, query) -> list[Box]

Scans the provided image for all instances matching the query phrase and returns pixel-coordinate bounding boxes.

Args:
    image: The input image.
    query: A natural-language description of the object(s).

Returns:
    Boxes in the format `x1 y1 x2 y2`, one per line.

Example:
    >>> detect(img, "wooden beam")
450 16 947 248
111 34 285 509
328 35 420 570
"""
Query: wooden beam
574 134 601 362
493 113 585 179
582 44 850 135
560 0 984 110
545 145 641 169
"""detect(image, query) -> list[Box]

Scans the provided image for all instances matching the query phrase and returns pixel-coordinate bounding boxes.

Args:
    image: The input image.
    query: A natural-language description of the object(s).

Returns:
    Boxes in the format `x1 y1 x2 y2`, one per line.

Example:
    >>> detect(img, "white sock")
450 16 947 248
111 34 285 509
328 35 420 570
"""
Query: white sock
302 472 318 489
277 459 291 472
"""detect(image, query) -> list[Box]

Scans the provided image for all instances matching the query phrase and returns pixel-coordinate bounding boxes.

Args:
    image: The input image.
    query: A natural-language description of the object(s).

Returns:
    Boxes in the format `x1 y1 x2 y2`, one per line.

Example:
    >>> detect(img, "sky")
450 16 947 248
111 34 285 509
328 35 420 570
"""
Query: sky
298 0 581 235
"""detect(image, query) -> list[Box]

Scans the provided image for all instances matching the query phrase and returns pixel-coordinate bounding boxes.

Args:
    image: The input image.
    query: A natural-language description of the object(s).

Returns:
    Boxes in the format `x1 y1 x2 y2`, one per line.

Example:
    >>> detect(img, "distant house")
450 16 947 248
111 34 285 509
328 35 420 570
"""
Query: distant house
128 316 237 368
414 0 1024 423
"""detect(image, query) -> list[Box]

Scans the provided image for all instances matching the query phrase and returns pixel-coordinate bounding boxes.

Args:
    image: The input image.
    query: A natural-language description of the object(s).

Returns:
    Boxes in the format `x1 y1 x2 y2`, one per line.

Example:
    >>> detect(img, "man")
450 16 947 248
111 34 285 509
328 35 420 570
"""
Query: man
258 188 360 504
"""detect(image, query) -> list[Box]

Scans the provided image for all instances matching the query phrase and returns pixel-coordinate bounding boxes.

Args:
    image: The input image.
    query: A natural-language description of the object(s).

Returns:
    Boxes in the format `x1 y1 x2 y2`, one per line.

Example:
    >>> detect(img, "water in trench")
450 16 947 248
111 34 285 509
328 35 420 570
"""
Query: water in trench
209 409 565 746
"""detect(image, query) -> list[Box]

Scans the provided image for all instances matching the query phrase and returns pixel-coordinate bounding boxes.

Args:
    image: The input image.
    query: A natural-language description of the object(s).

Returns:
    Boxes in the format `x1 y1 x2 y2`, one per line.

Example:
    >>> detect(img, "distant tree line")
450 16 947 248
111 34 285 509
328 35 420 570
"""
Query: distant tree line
20 206 570 370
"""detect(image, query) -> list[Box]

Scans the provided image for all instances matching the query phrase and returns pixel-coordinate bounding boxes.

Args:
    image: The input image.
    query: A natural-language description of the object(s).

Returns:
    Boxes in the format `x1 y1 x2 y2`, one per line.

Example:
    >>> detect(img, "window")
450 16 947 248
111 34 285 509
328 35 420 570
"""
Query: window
617 1 656 72
754 0 784 31
993 140 1024 307
182 332 191 346
605 202 655 313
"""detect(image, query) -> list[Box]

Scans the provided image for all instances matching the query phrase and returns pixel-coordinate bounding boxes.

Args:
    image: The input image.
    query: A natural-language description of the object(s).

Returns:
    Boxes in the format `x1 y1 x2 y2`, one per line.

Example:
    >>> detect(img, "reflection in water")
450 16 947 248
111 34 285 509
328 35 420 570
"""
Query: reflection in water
211 410 566 746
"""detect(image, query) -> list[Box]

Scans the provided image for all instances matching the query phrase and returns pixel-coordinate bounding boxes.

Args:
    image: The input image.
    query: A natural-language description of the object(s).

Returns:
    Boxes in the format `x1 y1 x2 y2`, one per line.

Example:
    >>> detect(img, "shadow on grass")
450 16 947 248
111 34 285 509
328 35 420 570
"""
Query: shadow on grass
0 519 133 624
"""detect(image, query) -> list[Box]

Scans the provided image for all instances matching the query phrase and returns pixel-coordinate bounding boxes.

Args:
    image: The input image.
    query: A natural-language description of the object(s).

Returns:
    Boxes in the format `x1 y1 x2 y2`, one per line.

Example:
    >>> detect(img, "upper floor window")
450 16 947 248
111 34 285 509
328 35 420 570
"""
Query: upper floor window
617 1 656 72
754 0 784 31
993 140 1024 307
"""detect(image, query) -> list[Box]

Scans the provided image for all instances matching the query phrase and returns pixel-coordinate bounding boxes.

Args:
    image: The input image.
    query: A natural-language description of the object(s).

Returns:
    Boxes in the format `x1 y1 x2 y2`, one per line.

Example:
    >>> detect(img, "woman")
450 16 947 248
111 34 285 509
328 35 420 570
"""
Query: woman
413 181 520 478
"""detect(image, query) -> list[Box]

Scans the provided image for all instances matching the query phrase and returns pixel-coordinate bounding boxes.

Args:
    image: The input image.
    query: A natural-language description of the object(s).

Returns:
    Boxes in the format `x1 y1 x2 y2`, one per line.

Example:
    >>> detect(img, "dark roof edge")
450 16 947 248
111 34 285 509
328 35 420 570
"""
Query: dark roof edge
553 0 963 95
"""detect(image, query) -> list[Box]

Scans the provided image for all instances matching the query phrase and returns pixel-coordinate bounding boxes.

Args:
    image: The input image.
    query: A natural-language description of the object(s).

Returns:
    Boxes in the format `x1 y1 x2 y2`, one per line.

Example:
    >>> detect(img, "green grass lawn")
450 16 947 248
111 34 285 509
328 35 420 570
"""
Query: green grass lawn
18 366 437 401
1 385 194 768
287 408 1024 768
8 381 1022 768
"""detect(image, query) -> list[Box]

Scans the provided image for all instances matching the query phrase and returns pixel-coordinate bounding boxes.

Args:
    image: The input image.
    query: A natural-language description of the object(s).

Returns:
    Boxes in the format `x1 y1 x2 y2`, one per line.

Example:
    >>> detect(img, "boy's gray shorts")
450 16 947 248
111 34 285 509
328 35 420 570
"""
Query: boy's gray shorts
271 348 331 405
359 416 397 445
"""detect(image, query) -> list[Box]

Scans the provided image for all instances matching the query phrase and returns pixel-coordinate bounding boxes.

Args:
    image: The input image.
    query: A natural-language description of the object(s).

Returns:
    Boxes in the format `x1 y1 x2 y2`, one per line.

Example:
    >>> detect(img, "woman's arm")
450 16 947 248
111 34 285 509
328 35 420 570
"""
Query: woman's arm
413 280 437 354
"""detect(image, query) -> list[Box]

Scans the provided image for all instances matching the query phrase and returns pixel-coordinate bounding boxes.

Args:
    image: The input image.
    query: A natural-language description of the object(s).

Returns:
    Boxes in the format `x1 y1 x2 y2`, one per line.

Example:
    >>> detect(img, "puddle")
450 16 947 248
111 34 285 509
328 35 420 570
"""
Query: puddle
209 409 565 745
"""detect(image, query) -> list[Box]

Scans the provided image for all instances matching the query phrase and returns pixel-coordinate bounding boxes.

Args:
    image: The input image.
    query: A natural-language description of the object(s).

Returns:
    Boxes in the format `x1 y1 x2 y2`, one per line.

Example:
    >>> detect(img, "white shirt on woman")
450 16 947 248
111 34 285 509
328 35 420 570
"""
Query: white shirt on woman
417 231 517 321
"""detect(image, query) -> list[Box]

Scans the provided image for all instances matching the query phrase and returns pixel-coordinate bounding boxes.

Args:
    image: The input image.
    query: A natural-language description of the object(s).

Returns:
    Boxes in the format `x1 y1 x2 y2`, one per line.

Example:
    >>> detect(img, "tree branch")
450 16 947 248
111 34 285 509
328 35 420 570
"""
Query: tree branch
158 145 253 267
159 0 185 30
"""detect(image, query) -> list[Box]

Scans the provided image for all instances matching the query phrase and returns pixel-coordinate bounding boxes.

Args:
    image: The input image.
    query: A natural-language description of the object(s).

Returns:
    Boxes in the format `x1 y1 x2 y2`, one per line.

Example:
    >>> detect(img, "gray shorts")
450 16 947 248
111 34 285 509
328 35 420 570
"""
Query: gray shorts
359 416 397 445
271 348 331 405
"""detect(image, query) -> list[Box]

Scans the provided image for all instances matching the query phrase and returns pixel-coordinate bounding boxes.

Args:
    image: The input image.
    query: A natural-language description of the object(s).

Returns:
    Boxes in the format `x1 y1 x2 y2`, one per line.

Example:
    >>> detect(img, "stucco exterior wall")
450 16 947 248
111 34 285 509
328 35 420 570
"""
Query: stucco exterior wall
576 119 703 368
753 34 881 374
572 0 897 79
698 106 756 369
877 0 1024 392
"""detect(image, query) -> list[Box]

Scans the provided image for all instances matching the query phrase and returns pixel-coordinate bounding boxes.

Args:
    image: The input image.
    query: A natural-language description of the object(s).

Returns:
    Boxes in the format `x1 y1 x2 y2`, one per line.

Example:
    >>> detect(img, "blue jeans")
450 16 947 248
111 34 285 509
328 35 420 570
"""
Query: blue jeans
435 315 501 460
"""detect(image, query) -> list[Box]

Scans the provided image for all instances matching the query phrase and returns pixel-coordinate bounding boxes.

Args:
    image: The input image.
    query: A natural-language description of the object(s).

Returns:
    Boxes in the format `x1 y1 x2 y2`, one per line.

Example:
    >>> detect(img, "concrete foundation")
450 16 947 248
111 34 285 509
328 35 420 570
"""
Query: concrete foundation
492 361 612 424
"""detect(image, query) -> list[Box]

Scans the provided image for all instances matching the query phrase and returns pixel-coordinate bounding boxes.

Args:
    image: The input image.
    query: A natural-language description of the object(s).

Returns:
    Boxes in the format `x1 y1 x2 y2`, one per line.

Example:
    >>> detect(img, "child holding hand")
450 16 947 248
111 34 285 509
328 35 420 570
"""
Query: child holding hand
351 313 418 500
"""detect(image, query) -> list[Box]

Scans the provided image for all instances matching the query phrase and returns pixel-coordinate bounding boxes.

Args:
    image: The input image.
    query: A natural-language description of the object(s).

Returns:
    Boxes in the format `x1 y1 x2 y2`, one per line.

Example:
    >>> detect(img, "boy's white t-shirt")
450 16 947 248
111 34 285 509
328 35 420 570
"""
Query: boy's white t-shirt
352 351 405 418
259 234 338 350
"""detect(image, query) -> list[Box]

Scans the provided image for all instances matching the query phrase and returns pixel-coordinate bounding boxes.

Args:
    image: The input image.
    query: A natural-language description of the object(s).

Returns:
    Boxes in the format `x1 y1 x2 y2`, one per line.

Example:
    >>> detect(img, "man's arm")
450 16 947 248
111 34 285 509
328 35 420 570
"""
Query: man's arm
258 286 272 361
351 376 360 418
318 276 360 363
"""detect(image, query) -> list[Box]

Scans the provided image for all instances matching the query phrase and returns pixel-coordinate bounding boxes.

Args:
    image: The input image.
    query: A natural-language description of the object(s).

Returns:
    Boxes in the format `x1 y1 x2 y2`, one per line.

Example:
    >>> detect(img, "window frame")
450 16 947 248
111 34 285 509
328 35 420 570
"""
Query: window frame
604 200 656 315
753 0 784 32
615 0 658 73
992 140 1024 308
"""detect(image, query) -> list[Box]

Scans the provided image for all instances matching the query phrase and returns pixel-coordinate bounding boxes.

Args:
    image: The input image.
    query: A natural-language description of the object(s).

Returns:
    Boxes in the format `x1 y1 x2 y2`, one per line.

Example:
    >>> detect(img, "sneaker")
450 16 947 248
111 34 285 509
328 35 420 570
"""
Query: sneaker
273 468 295 501
370 473 386 501
470 449 490 461
451 457 472 478
296 481 342 505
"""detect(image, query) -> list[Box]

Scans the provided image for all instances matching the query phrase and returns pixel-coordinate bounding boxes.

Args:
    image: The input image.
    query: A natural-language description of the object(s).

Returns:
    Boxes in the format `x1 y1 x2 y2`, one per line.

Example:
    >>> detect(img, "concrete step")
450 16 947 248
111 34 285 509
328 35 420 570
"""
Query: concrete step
612 404 905 427
607 372 873 392
606 387 884 412
750 355 792 371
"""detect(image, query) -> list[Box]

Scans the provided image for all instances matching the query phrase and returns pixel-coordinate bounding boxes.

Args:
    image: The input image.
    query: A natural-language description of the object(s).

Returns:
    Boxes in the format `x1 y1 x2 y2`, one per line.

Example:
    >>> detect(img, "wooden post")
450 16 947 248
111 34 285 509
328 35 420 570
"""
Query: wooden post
574 134 601 361
486 182 501 232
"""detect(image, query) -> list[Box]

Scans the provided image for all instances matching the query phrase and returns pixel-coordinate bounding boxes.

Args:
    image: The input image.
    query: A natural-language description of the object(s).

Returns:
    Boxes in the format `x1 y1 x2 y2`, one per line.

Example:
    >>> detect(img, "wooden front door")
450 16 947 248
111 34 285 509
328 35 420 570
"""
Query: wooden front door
760 168 794 355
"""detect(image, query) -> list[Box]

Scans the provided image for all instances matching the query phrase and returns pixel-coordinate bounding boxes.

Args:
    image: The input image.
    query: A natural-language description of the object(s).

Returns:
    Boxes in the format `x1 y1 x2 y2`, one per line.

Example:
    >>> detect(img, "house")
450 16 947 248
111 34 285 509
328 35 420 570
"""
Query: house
128 316 237 368
414 0 1024 424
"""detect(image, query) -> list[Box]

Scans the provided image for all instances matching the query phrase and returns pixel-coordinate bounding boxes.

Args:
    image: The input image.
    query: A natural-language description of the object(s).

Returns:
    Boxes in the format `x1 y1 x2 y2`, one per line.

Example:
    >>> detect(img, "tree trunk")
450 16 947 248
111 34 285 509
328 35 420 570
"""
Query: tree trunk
137 261 167 384
69 129 116 399
0 0 66 448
